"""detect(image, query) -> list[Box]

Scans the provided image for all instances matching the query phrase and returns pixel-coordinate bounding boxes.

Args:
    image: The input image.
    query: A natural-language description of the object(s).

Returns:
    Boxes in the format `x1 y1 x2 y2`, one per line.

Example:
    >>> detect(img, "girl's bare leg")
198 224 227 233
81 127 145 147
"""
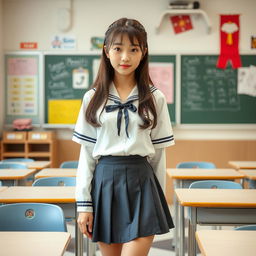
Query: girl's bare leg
121 235 154 256
98 242 123 256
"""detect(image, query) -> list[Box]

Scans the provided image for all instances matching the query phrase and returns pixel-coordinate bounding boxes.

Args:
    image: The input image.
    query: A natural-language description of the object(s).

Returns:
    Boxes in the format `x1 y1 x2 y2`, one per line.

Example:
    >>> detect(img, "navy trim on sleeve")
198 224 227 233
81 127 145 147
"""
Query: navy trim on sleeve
73 131 96 144
152 135 174 144
76 201 93 207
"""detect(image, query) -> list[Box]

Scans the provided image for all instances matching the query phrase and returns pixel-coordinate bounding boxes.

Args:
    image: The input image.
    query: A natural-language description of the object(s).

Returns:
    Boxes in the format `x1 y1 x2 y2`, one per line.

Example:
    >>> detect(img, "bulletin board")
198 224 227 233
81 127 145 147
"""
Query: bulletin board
44 54 100 125
44 54 176 125
181 54 256 124
4 53 41 125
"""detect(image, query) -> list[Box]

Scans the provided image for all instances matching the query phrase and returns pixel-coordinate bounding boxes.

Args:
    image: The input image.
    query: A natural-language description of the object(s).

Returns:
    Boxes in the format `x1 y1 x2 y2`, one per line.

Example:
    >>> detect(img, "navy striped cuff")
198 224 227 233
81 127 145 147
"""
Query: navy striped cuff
76 201 93 207
73 131 96 144
152 135 174 145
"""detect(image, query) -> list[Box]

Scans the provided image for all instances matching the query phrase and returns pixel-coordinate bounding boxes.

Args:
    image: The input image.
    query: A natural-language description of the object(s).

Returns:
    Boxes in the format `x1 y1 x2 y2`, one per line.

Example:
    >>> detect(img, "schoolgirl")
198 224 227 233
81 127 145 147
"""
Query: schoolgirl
73 18 175 256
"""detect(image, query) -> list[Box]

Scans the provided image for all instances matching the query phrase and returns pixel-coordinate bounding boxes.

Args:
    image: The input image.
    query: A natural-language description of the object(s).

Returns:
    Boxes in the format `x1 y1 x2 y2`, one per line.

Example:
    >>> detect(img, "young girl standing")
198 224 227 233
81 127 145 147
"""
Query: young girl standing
73 18 175 256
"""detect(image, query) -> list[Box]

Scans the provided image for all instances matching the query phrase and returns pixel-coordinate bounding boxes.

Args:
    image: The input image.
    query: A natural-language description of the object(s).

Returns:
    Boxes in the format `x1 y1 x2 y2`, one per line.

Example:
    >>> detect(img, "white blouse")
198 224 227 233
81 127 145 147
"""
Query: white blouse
73 83 175 212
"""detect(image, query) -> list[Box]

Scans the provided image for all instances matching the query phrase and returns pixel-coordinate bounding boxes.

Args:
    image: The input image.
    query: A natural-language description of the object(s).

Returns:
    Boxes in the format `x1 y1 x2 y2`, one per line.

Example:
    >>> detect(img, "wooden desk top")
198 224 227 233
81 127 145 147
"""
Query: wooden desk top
0 169 37 180
35 168 77 179
175 188 256 207
0 187 8 192
0 232 71 256
6 161 51 170
167 168 244 179
196 230 256 256
0 186 75 203
228 161 256 170
239 170 256 180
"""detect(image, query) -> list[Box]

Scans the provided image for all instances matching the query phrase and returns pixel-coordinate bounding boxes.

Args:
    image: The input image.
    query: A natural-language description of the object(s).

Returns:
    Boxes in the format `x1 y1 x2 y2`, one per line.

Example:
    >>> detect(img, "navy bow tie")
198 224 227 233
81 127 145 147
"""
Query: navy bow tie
105 100 137 138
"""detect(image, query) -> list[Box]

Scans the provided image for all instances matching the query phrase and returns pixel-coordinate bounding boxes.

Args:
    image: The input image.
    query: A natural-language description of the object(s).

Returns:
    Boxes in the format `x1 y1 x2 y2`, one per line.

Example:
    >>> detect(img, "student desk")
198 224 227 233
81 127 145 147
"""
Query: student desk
167 168 244 256
0 169 37 186
175 188 256 256
196 230 256 256
0 186 8 192
0 231 71 256
239 169 256 181
0 161 51 170
35 168 77 179
228 161 256 170
0 186 86 256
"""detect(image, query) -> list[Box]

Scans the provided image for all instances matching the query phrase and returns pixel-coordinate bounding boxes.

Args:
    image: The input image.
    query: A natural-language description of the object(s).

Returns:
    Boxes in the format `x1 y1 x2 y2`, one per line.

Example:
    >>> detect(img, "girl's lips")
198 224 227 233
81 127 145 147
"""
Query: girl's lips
119 64 131 68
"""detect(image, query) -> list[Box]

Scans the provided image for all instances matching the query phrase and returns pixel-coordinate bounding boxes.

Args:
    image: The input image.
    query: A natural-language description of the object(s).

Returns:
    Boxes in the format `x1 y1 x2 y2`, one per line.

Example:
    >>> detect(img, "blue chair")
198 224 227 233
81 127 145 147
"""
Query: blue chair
0 163 27 169
0 203 67 231
235 225 256 230
176 161 216 169
189 180 243 189
60 161 78 168
32 177 76 186
2 158 34 162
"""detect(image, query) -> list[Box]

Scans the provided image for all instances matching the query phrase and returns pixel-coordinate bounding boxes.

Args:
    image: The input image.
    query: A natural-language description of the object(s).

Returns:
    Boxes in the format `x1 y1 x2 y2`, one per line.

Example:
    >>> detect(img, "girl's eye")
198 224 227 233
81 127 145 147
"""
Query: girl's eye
113 47 121 51
131 48 139 52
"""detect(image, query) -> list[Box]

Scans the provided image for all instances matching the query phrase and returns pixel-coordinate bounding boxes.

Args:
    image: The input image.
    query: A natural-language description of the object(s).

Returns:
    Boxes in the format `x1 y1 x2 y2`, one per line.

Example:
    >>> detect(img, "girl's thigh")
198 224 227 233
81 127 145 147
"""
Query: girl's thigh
98 241 123 256
121 235 155 256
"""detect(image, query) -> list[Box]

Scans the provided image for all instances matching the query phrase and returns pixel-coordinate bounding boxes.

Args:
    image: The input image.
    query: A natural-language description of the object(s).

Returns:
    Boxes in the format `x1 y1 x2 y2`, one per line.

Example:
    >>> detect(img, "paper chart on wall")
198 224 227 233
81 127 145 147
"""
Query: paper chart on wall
149 62 174 104
7 57 38 115
237 65 256 97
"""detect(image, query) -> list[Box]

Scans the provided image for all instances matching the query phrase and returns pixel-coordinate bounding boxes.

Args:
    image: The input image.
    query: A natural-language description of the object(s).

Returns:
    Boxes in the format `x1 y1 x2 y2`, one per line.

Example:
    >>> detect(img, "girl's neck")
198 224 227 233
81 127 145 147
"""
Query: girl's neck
113 73 136 90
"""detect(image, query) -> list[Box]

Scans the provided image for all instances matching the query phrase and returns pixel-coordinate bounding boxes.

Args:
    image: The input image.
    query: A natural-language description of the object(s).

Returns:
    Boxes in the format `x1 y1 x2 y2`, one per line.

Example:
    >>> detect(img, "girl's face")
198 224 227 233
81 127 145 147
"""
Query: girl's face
105 33 145 78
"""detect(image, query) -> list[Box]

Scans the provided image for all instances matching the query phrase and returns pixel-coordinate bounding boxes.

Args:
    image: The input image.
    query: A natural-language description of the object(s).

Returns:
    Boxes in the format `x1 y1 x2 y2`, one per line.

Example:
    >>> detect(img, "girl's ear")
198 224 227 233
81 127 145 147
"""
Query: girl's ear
104 46 109 58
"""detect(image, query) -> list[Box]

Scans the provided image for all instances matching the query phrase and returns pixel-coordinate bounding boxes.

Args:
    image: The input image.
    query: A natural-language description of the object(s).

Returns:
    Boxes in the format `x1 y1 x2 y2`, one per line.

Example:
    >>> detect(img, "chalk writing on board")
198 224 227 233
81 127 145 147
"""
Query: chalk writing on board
46 57 89 99
182 56 240 111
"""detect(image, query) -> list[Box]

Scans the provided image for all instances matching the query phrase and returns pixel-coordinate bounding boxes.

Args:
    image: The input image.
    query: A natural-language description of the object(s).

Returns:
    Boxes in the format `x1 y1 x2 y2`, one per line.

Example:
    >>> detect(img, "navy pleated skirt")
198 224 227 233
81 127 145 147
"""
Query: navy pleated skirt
91 155 174 244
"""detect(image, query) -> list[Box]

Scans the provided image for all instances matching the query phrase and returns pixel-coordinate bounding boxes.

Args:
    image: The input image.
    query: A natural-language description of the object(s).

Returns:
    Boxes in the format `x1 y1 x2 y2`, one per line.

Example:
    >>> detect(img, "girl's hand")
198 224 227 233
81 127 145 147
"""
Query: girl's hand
77 212 93 239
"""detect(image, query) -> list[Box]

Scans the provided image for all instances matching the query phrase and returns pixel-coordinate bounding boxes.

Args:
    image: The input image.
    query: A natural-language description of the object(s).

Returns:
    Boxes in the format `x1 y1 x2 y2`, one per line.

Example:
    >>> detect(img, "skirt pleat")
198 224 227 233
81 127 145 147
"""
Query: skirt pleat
91 155 174 244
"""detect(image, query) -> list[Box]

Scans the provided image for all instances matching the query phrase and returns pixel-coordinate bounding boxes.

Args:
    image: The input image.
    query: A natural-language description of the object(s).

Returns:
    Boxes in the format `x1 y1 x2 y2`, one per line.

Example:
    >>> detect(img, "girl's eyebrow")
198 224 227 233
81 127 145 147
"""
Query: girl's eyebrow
112 42 140 47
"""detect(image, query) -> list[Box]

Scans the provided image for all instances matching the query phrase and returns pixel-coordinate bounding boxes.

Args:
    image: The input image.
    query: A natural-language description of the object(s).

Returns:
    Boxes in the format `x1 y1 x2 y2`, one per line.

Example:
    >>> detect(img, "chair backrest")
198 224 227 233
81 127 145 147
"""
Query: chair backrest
176 161 216 169
2 158 34 162
235 225 256 231
0 163 27 169
32 177 76 186
0 203 67 231
60 161 78 168
189 180 243 189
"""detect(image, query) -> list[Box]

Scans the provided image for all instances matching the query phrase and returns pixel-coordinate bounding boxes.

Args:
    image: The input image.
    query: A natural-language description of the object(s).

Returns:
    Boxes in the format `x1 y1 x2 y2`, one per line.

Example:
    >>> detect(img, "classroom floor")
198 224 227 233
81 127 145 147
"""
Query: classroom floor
63 205 207 256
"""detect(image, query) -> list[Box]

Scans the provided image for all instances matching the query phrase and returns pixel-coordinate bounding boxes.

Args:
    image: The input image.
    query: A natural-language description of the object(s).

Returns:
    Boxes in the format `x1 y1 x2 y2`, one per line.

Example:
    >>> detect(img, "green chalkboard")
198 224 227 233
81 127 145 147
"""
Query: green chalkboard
44 54 176 124
149 55 176 124
44 54 100 124
181 55 256 124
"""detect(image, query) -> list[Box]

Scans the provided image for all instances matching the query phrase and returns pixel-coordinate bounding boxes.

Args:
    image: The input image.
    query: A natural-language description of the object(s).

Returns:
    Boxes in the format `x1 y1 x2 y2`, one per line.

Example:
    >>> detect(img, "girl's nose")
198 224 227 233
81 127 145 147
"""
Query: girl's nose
121 52 130 61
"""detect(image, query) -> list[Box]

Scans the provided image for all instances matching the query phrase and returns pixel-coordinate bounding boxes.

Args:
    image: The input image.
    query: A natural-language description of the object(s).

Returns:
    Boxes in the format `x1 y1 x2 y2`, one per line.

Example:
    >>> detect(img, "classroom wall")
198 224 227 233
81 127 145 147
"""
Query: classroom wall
2 0 256 140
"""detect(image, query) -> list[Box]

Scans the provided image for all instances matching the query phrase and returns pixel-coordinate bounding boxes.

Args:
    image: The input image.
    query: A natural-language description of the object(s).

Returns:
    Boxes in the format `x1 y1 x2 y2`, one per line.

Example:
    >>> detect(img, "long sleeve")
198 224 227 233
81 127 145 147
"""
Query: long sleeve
75 144 97 212
148 148 167 192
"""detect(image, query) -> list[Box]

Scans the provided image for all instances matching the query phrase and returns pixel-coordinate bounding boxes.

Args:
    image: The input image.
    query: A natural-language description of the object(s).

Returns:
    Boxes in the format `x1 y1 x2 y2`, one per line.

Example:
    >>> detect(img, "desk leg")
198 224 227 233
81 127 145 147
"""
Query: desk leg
174 179 179 256
178 203 185 256
188 207 197 256
75 208 84 256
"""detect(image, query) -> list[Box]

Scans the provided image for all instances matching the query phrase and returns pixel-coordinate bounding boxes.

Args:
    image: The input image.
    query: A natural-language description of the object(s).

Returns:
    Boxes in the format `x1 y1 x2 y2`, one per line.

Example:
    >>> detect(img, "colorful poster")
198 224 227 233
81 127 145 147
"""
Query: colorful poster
48 99 81 124
149 63 174 104
7 57 38 115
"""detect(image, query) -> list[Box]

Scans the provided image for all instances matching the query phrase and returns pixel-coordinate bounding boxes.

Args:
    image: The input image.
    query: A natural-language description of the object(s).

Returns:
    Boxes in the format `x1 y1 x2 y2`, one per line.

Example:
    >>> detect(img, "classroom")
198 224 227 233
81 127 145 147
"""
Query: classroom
0 0 256 255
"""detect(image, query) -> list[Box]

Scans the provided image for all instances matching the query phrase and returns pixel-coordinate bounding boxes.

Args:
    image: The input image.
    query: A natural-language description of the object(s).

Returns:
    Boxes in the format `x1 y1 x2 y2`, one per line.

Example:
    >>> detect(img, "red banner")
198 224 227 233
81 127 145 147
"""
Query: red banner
216 15 241 69
170 15 193 34
20 42 38 49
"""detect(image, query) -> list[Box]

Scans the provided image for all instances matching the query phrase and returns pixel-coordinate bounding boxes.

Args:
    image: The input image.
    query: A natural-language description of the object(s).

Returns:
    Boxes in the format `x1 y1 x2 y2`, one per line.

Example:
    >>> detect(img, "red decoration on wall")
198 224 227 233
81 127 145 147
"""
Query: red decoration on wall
170 15 193 34
216 15 241 69
20 42 38 49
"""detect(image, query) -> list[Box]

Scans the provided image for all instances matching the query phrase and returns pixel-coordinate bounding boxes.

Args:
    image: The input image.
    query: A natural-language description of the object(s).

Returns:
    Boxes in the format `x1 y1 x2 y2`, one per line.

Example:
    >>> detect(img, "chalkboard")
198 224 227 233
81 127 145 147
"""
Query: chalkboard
181 55 256 124
5 53 41 125
44 54 100 124
149 55 176 124
44 54 176 125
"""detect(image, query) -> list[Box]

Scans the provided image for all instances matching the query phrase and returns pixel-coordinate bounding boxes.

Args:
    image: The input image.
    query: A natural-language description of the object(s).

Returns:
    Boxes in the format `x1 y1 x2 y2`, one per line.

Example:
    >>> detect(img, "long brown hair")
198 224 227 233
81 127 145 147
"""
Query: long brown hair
86 18 157 129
